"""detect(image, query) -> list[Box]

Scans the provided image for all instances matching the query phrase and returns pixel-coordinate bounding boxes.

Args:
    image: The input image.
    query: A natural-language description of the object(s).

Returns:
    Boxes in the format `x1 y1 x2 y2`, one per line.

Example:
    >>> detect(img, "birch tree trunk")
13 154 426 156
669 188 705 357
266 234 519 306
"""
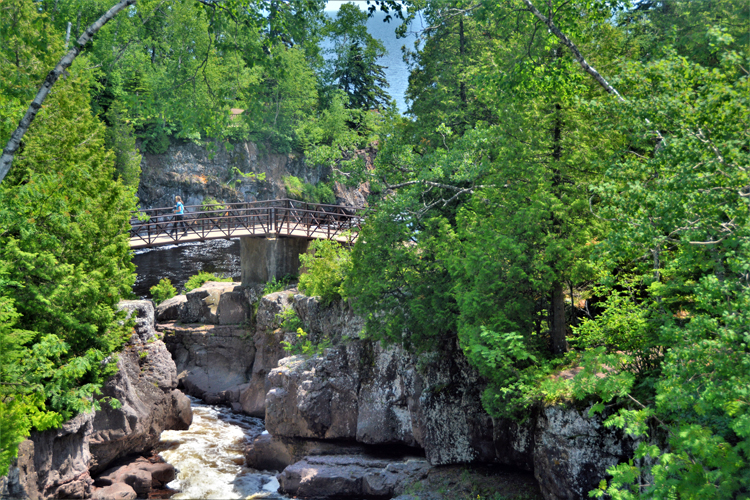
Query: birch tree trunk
0 0 137 184
519 0 624 101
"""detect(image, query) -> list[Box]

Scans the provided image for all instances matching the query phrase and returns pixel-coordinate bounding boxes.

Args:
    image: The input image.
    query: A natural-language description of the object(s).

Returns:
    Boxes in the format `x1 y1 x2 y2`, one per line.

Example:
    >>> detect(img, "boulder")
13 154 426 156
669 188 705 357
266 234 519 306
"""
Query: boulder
88 301 193 474
264 337 495 464
293 294 365 343
266 351 360 440
356 343 421 447
118 299 158 344
160 322 255 400
91 482 137 500
277 455 430 499
245 433 372 471
155 295 186 322
413 341 496 465
181 281 258 325
492 417 535 472
95 457 175 495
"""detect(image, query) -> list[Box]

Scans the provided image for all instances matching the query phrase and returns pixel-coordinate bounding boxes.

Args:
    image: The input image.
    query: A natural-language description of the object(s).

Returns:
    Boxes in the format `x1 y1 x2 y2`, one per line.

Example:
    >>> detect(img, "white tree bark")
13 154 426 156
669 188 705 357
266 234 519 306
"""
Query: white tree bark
0 0 137 184
520 0 625 102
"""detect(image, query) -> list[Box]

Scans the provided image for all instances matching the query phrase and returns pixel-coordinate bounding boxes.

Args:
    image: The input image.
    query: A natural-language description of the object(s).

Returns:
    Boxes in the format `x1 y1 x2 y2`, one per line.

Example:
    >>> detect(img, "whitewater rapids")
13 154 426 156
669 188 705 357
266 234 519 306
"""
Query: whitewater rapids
156 398 286 499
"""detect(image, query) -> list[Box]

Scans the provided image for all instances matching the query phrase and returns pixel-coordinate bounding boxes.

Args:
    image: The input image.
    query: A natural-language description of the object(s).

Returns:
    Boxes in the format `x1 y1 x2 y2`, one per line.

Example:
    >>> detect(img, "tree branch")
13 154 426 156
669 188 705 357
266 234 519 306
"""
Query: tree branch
0 0 137 184
519 0 624 101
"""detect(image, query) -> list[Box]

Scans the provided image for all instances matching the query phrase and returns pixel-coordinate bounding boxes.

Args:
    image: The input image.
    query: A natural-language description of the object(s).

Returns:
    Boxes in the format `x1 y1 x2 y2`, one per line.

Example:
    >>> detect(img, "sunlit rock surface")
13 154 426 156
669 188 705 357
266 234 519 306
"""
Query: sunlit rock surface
277 455 430 499
0 412 95 500
89 300 192 474
257 294 634 500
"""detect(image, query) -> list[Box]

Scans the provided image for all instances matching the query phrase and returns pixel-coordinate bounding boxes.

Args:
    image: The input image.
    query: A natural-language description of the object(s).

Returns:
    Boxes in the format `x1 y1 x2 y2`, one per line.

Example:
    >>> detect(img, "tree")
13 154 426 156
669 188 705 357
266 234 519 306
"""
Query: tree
105 101 141 187
0 10 137 469
579 48 750 498
322 3 392 111
0 0 136 183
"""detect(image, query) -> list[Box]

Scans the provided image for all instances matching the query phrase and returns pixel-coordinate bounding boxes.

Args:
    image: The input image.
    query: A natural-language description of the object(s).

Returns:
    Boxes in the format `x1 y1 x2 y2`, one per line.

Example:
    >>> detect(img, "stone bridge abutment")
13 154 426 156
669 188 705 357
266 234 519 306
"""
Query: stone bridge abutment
240 236 309 286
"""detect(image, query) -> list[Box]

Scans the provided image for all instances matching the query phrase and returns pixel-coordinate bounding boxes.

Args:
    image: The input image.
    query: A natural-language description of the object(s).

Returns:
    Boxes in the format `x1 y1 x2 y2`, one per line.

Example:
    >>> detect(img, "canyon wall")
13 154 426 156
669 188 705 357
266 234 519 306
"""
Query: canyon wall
137 140 369 209
159 284 637 500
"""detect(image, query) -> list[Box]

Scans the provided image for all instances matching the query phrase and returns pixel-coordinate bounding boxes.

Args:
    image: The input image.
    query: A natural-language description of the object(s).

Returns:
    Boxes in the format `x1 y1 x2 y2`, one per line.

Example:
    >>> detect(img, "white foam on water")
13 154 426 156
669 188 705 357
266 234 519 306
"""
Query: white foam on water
156 399 286 499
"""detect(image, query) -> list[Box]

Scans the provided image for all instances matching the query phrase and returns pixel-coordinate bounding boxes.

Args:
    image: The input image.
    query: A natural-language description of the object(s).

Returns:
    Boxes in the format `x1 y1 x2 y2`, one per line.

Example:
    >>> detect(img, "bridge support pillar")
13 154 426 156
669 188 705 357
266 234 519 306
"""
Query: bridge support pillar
240 237 309 286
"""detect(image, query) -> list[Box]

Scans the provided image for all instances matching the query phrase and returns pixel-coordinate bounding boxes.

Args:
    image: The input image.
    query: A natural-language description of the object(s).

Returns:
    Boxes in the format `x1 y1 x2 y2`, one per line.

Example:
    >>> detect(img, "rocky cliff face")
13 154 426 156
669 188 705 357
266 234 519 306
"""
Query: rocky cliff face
151 283 636 500
137 140 369 209
249 294 635 500
1 301 192 500
89 301 192 474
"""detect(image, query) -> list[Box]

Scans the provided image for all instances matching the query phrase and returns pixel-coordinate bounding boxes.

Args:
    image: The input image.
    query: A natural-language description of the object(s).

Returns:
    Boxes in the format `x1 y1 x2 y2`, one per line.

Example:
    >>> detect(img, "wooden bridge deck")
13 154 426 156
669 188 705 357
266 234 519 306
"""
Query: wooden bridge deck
130 199 363 249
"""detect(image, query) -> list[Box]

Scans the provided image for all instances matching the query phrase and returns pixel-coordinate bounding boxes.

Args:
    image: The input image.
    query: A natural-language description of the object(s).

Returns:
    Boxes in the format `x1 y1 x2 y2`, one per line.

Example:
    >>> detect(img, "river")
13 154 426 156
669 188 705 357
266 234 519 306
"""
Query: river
156 398 287 499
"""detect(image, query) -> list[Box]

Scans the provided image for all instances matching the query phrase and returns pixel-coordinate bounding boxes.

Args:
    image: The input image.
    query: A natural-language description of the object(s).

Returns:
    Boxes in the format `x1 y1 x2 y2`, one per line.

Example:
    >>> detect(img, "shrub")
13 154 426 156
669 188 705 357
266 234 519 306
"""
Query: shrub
283 175 336 204
184 271 233 292
276 308 303 331
150 278 177 304
283 175 305 199
263 274 296 295
281 327 331 356
298 239 351 305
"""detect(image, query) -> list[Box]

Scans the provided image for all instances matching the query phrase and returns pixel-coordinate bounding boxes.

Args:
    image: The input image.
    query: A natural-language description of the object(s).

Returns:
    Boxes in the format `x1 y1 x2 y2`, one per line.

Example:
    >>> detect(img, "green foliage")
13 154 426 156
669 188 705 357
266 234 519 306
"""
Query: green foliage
299 239 351 305
242 45 322 152
0 5 136 472
283 175 336 204
322 4 392 111
183 272 233 293
150 278 177 305
340 0 750 494
263 274 296 295
580 49 750 499
276 308 303 332
281 327 331 356
199 197 227 216
227 166 266 189
105 102 142 187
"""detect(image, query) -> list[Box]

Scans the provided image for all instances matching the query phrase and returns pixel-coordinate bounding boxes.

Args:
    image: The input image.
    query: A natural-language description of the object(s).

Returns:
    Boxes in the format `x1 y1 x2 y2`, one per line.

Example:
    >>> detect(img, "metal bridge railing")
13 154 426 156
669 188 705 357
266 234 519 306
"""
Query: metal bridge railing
129 198 365 248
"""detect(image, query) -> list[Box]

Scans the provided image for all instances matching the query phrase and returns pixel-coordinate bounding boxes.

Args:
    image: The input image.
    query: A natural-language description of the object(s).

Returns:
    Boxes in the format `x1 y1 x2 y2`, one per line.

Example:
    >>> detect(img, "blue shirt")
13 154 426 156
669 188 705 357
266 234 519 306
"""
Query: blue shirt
175 202 184 215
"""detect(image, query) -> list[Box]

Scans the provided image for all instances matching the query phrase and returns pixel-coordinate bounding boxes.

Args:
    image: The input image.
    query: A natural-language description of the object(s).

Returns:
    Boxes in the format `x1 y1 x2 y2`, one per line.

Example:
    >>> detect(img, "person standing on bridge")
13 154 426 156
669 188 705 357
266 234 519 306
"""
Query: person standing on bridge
172 195 187 237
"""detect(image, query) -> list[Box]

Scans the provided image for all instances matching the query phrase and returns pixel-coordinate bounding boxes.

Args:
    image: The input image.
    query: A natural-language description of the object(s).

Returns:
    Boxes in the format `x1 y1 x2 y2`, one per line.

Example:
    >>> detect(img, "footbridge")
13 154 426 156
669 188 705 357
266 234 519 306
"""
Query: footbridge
130 199 365 285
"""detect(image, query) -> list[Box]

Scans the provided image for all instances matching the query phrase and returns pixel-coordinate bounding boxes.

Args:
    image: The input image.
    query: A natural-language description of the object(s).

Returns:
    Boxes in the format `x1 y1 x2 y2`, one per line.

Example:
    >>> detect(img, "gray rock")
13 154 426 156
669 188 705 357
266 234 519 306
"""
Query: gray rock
532 405 636 500
1 412 94 500
414 340 496 465
96 457 175 495
240 291 296 417
88 302 193 474
160 322 255 400
181 281 256 325
119 299 157 343
266 351 360 439
155 295 186 321
245 433 372 471
1 302 190 500
356 343 421 447
137 140 330 211
293 294 365 342
264 336 495 464
278 455 430 499
493 417 535 472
